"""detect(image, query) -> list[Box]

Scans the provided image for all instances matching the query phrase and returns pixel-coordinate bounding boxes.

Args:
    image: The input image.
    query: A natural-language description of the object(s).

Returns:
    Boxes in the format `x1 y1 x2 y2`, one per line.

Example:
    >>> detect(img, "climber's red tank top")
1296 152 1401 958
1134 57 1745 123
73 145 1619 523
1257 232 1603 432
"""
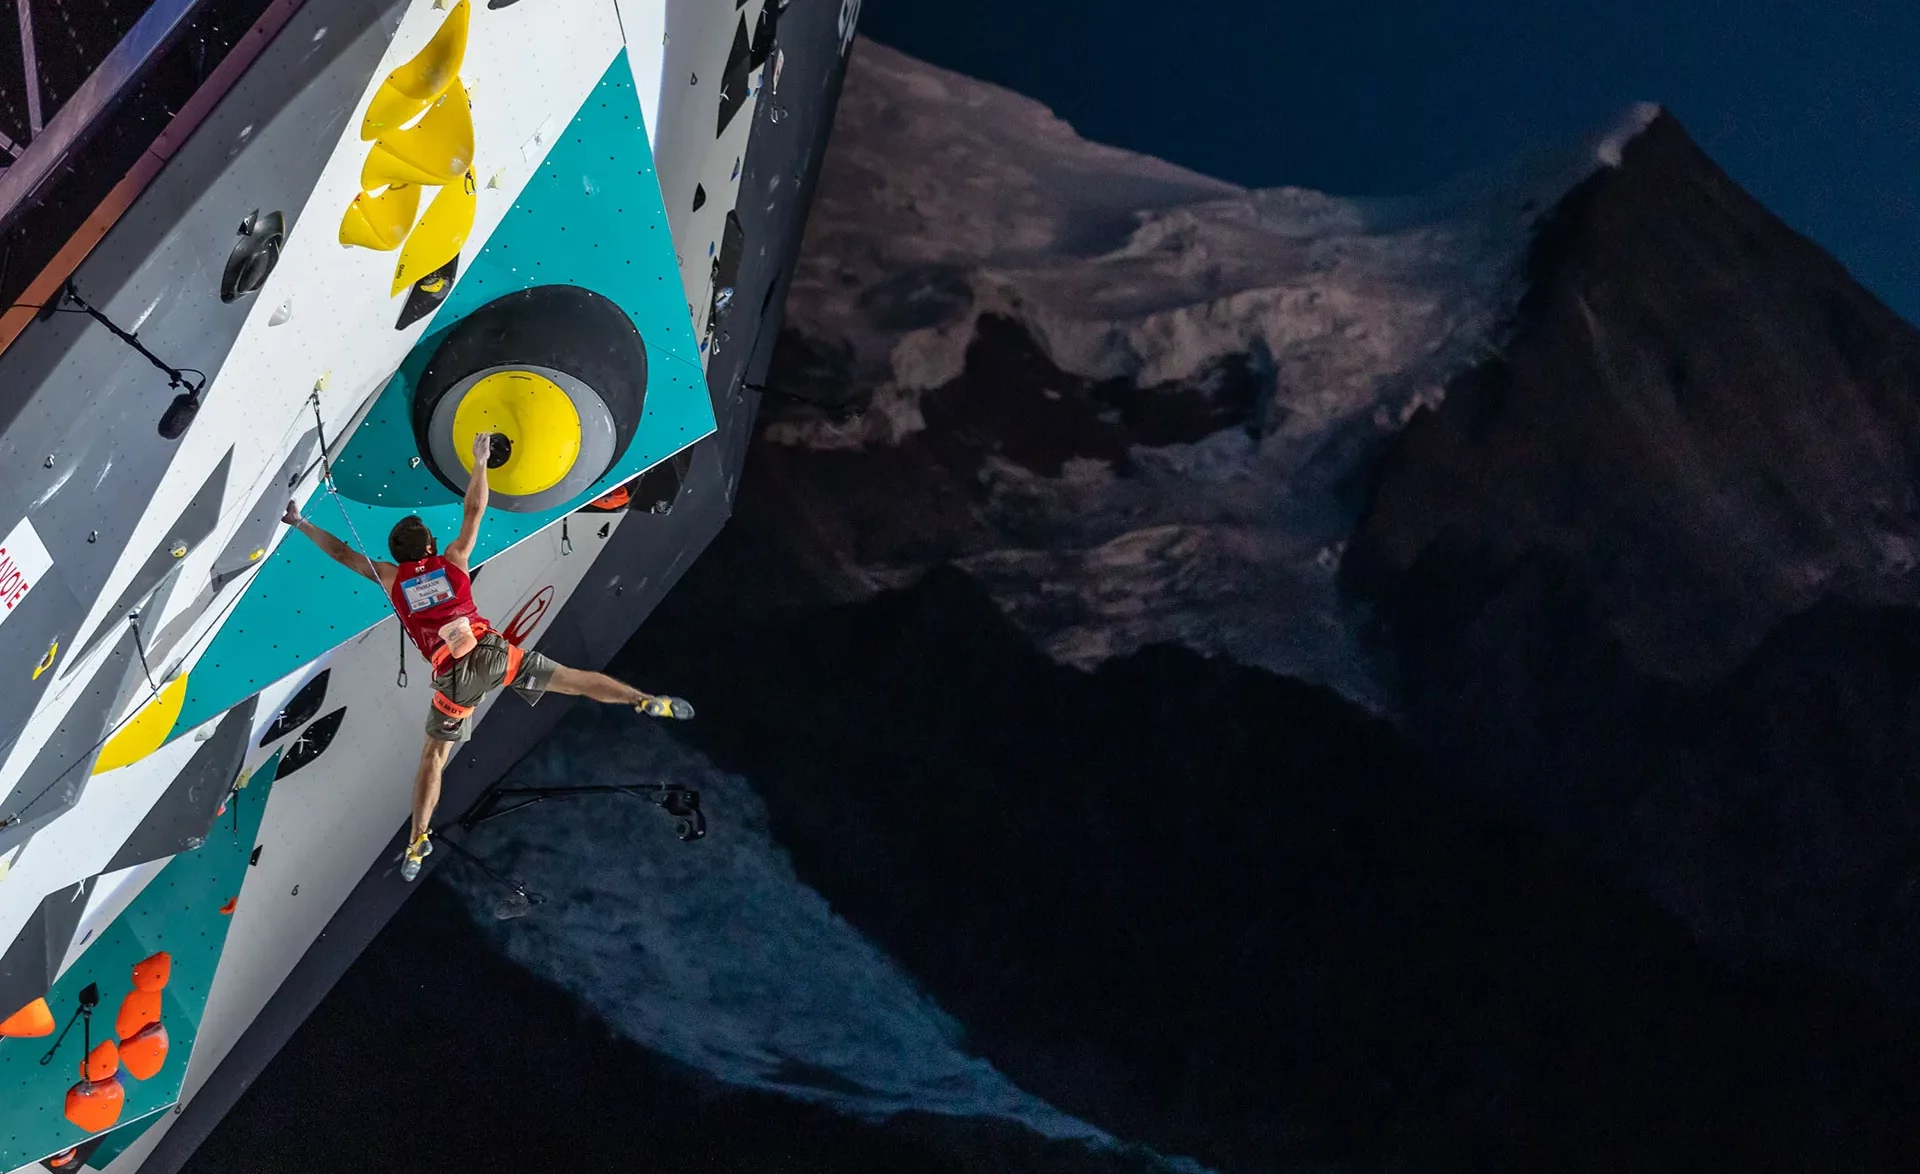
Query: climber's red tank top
389 555 488 667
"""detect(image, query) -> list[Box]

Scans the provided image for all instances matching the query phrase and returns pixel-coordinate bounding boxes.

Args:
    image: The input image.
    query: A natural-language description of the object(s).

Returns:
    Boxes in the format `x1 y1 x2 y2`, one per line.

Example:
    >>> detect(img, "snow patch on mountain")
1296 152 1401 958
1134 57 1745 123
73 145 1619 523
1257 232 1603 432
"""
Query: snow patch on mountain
444 708 1214 1174
749 41 1661 706
1596 102 1664 167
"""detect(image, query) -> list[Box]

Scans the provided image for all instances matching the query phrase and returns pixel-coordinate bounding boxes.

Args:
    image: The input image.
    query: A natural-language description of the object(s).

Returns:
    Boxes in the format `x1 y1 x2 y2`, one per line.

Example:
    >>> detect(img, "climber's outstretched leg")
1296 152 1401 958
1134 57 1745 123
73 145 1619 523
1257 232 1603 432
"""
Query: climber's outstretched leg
547 664 695 719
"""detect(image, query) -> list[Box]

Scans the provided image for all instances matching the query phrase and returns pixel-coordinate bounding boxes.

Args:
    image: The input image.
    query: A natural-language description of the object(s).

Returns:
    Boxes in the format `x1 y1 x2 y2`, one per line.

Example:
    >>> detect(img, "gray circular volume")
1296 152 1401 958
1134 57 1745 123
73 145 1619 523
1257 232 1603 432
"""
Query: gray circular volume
425 363 619 512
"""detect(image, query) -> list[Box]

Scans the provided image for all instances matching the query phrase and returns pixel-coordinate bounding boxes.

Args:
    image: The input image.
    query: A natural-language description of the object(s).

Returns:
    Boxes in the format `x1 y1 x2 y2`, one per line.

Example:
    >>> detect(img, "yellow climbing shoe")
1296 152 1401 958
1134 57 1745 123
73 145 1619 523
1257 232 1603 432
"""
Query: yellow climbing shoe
401 831 433 882
637 695 695 721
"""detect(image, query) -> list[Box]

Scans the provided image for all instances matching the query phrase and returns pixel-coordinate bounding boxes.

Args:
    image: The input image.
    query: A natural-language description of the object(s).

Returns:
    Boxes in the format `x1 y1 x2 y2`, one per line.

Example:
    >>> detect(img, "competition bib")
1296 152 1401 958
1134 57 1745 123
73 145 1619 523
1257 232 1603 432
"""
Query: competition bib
399 567 455 613
437 616 478 659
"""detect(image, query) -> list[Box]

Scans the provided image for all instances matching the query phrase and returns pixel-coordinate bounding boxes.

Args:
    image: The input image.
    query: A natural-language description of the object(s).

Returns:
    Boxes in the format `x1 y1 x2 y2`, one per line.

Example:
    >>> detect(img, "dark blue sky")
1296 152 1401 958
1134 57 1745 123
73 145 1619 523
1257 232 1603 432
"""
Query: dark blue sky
860 0 1920 326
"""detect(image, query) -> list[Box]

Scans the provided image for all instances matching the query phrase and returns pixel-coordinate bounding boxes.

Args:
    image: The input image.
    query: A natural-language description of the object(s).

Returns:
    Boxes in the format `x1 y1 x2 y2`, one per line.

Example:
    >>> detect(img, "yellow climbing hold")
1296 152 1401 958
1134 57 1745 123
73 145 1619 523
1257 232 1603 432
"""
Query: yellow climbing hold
32 641 57 680
340 183 422 251
94 674 190 775
360 78 473 188
392 168 475 296
452 370 583 495
361 0 470 140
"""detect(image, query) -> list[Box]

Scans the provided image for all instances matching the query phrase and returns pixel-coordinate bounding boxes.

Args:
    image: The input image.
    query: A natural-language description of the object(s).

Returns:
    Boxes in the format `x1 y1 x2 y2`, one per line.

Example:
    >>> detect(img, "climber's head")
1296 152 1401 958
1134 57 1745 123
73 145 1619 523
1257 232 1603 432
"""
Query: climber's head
387 515 436 562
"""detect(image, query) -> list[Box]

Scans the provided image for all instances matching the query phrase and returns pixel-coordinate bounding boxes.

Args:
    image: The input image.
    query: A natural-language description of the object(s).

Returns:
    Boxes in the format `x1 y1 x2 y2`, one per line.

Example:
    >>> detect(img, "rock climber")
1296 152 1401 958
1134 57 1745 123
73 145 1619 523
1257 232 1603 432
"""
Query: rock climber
281 432 693 881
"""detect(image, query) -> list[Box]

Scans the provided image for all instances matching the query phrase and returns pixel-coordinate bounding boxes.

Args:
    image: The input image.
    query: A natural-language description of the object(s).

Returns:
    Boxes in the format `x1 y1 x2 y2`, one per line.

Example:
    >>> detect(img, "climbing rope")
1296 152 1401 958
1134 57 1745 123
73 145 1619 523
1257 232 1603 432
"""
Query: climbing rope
307 391 413 688
125 612 158 692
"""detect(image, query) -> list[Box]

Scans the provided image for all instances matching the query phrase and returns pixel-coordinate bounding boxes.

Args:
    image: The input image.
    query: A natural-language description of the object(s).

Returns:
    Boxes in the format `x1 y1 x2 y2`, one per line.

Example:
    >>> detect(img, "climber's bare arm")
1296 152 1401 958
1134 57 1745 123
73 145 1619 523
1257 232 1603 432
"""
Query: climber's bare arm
283 502 396 589
444 433 491 572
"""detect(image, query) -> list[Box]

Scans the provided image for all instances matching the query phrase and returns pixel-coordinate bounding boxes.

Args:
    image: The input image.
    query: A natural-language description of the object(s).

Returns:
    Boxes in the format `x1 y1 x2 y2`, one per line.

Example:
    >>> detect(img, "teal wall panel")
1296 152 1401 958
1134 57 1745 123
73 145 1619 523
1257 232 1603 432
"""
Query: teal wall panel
0 752 280 1169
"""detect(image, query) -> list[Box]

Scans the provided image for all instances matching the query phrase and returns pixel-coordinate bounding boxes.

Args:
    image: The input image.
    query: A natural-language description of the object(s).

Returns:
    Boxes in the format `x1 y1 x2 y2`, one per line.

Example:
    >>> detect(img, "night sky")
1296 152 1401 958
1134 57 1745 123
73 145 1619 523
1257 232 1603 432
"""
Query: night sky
858 0 1920 326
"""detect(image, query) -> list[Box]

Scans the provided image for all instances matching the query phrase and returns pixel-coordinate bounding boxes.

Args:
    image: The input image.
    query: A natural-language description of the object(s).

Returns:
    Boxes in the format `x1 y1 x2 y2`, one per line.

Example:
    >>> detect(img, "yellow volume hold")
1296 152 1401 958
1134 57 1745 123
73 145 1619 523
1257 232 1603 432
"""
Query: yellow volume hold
340 182 423 251
392 167 476 295
361 0 470 140
94 673 190 775
361 78 475 189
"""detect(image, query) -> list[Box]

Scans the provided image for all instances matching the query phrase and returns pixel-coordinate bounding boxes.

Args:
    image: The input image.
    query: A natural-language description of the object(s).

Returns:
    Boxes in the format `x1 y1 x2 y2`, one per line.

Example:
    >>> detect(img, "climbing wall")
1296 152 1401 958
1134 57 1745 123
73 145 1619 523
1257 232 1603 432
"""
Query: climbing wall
0 0 795 1165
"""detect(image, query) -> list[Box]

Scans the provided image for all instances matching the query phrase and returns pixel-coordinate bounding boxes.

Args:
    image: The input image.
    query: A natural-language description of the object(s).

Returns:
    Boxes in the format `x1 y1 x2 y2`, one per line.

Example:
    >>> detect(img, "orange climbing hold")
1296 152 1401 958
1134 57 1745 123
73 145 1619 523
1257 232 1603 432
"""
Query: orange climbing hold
219 896 238 915
63 1075 125 1132
587 486 631 511
45 1147 80 1169
132 951 172 992
116 989 162 1041
0 996 54 1037
81 1039 120 1082
119 1021 169 1081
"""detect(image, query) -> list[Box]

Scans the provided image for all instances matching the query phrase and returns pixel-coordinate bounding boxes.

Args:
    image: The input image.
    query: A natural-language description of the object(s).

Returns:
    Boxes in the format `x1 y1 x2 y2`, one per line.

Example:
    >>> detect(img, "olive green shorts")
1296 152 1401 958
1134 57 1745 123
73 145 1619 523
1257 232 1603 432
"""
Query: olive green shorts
425 632 558 742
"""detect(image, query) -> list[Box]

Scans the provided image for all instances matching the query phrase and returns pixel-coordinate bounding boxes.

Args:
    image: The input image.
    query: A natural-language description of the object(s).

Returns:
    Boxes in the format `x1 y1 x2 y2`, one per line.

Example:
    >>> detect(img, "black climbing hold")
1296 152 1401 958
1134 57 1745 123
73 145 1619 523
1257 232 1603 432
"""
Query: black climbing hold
395 255 458 330
629 444 695 516
221 210 286 303
276 706 346 779
750 4 778 70
717 15 752 136
259 670 329 747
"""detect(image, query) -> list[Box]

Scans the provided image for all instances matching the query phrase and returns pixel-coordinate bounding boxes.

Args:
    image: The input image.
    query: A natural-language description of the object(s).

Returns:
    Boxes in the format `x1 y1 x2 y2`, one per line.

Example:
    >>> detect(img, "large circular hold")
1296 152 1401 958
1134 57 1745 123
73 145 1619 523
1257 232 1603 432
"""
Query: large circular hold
412 285 647 512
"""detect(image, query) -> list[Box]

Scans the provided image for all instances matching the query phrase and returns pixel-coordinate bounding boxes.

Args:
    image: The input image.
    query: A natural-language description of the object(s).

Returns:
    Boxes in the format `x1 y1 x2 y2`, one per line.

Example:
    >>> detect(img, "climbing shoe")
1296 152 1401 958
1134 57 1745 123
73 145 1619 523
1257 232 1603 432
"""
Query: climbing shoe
401 832 433 883
637 694 695 720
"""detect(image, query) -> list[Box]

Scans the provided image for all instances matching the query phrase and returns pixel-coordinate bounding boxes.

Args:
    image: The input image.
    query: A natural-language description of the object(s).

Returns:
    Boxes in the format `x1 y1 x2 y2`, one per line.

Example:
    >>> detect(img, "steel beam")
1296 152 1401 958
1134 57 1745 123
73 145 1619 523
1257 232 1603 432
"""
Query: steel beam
16 0 42 135
0 0 208 230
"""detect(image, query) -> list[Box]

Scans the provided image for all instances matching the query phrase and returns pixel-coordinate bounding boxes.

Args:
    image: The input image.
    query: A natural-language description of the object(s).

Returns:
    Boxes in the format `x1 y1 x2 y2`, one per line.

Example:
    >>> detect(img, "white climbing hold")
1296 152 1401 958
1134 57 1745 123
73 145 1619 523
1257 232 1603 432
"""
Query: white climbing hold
521 116 555 164
269 299 291 326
